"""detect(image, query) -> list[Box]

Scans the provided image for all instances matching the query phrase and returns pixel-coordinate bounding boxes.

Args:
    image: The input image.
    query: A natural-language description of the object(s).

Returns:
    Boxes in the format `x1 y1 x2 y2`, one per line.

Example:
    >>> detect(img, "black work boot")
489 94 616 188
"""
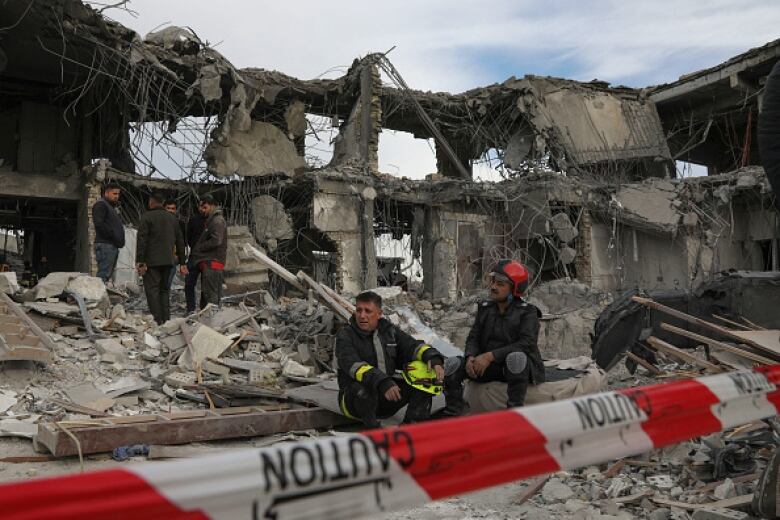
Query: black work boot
402 388 433 424
753 445 780 518
343 385 380 428
433 357 468 418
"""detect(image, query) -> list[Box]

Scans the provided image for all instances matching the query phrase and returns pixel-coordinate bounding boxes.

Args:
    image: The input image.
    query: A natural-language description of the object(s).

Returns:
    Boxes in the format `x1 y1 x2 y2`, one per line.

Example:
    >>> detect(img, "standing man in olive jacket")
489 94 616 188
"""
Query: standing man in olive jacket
92 182 125 282
190 195 227 308
438 260 544 416
136 192 187 325
336 291 445 428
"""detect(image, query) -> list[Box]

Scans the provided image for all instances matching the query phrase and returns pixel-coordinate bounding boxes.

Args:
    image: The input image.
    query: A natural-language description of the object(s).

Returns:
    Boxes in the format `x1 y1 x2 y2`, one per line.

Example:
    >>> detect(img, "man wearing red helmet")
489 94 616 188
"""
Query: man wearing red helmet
437 259 544 416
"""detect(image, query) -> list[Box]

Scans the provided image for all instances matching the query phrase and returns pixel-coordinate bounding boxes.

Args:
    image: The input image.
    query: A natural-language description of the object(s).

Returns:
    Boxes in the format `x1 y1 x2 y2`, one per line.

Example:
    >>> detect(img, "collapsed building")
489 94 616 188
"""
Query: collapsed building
2 3 780 518
1 1 776 302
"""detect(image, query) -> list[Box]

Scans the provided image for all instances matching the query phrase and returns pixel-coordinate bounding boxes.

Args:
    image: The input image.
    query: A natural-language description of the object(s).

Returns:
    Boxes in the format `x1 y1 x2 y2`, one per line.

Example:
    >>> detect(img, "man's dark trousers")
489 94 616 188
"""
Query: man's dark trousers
200 265 223 308
143 266 172 325
339 378 432 427
442 353 530 413
184 259 200 313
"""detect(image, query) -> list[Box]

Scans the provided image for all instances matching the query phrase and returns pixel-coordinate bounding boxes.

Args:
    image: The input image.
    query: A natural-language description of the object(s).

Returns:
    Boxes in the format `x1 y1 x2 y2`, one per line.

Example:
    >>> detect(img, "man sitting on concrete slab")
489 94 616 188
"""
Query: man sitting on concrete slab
437 259 544 416
336 290 445 428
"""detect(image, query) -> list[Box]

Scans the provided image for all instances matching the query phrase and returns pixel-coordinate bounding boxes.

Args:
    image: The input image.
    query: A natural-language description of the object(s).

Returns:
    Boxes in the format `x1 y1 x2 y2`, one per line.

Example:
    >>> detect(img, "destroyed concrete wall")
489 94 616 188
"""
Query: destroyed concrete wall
421 207 458 301
251 195 294 252
329 62 381 173
311 179 377 294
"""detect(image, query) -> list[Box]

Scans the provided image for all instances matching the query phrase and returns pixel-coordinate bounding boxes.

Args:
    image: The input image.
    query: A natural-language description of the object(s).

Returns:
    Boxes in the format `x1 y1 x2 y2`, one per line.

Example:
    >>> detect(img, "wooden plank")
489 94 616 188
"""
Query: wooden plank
243 244 306 293
632 296 780 361
297 271 352 322
513 475 550 505
625 352 663 375
652 494 753 510
712 314 755 331
609 490 654 504
695 473 759 494
321 283 356 315
36 406 356 457
602 459 626 478
660 323 774 365
646 336 723 372
0 293 53 363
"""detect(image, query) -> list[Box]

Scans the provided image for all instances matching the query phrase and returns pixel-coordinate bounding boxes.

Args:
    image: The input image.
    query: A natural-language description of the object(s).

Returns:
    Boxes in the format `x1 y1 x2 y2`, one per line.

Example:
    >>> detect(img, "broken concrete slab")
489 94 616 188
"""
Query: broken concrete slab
178 324 233 369
94 338 127 363
64 382 115 412
252 195 294 245
66 275 109 302
23 272 81 300
550 212 578 243
0 418 37 438
282 359 313 378
0 390 17 414
615 182 680 231
99 376 151 398
164 372 198 388
206 120 305 178
0 272 19 295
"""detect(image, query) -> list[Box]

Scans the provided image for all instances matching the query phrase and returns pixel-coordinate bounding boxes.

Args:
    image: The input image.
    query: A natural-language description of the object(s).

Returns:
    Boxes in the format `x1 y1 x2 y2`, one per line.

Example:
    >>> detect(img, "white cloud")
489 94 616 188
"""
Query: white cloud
103 0 778 92
99 0 778 178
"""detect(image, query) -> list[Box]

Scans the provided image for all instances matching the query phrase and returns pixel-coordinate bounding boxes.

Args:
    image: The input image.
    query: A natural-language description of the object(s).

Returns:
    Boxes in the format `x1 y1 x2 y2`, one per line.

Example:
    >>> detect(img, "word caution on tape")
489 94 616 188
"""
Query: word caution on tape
1 365 779 520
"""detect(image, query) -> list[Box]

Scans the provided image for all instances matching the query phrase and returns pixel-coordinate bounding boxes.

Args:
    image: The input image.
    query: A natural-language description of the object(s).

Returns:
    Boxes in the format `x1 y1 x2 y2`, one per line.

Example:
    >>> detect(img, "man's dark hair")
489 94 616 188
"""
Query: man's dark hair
102 182 121 194
356 291 382 309
149 191 165 205
200 194 217 205
163 199 177 208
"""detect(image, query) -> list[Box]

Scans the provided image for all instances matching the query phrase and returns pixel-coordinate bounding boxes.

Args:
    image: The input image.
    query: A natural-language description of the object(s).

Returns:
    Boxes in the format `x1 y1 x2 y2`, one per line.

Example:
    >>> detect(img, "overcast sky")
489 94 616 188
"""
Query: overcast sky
103 1 779 180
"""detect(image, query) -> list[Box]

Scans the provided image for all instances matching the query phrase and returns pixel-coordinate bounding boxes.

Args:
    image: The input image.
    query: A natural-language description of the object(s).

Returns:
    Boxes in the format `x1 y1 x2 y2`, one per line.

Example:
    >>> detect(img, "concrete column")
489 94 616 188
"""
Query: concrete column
421 207 457 300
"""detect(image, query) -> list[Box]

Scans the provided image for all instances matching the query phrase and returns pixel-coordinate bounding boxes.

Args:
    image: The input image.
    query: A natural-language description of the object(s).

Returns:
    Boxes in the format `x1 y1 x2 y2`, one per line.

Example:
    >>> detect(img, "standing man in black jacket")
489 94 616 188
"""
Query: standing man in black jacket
438 260 544 416
92 182 125 283
336 291 445 428
190 195 227 308
136 192 187 325
184 200 208 313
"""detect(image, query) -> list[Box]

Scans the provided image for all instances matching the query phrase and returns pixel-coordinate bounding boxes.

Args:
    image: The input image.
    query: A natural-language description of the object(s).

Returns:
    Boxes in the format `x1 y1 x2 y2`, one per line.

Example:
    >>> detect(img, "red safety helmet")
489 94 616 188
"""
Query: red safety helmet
490 259 530 298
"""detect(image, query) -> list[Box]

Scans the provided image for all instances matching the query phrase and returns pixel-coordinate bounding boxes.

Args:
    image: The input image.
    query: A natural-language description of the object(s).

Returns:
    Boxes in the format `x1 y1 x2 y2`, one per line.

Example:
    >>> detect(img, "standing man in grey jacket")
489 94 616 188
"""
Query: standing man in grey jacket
190 194 227 308
136 192 187 325
92 182 125 282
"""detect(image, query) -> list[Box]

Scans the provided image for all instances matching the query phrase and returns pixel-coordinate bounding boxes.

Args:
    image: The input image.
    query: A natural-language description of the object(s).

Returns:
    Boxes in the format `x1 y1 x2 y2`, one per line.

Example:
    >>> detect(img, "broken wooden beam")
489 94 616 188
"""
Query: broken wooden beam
632 296 780 361
297 271 352 322
651 494 753 511
36 406 355 457
243 244 306 293
0 293 53 363
625 351 663 376
645 336 723 372
660 323 775 365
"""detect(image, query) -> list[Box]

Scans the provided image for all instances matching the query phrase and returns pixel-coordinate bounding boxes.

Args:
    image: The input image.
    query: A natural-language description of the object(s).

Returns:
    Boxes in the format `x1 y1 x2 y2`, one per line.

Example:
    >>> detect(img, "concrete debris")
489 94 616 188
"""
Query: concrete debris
251 195 294 246
206 121 306 178
282 359 314 378
64 382 115 412
0 391 17 414
0 418 38 439
0 4 777 509
178 324 233 369
541 479 575 502
0 273 19 295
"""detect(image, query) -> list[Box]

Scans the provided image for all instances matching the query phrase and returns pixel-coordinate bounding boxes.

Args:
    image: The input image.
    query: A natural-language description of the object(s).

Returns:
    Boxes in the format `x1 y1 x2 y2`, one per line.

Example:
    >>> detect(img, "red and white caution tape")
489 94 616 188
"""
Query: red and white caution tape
1 365 779 520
